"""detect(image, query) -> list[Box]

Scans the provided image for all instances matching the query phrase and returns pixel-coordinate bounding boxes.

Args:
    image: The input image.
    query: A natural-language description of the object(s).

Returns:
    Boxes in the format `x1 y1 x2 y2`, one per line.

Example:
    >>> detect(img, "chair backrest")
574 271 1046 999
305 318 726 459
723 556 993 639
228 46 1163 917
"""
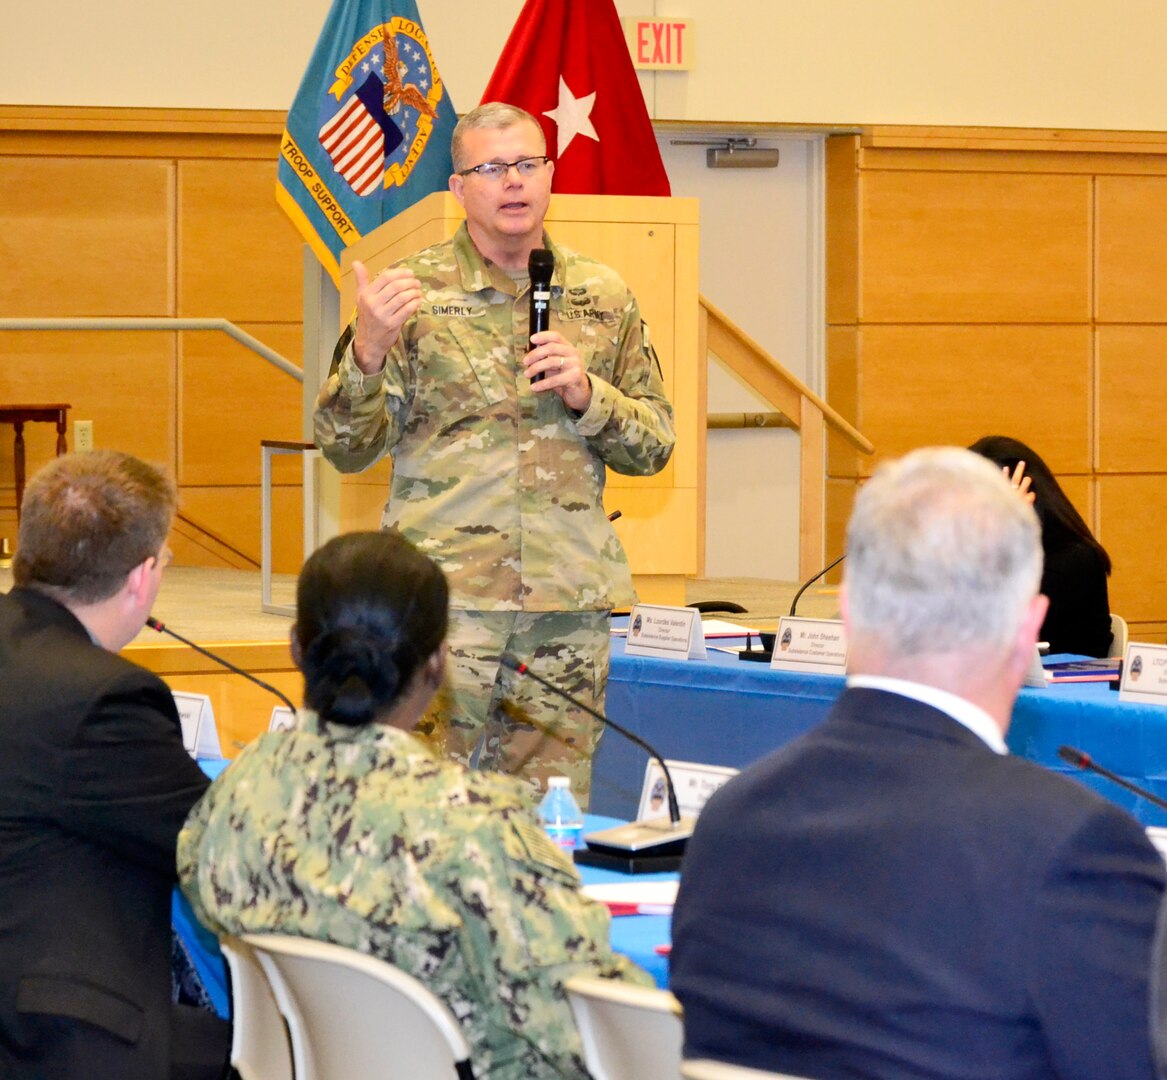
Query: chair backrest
682 1059 815 1079
218 935 294 1080
565 974 683 1080
242 933 474 1080
1110 612 1129 658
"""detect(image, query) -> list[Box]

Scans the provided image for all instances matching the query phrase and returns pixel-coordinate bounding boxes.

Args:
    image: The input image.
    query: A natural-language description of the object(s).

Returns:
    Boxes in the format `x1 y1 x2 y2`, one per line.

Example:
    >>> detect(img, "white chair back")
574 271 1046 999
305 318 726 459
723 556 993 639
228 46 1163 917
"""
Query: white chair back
1110 612 1129 657
219 935 294 1080
243 933 475 1080
682 1059 816 1079
565 974 683 1080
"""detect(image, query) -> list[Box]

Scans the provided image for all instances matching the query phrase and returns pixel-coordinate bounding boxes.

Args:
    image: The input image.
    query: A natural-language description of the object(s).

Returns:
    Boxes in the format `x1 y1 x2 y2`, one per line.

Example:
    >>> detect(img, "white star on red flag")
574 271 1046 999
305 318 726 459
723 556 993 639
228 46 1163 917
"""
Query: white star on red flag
543 77 599 158
480 0 670 196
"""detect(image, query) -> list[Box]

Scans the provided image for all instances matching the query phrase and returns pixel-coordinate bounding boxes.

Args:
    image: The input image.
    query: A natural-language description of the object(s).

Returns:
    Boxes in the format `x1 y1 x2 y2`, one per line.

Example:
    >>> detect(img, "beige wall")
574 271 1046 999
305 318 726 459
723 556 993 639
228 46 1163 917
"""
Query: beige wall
4 2 1167 131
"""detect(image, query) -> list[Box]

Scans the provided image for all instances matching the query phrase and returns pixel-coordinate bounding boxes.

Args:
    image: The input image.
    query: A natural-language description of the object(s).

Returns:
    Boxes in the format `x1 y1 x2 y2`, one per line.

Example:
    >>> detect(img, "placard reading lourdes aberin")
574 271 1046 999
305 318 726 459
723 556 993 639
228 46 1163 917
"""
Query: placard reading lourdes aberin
624 604 707 661
770 616 847 675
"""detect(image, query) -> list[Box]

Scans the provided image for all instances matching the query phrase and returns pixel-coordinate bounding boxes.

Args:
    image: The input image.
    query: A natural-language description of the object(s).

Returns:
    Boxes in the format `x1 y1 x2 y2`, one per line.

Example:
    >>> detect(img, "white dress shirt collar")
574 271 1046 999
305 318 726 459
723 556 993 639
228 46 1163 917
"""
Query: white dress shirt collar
846 674 1009 755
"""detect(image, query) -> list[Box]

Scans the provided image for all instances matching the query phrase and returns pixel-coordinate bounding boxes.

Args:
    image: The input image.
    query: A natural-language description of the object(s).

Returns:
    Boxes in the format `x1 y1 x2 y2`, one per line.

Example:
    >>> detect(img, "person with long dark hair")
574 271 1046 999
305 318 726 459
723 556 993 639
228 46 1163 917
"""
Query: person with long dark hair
970 435 1113 657
177 531 649 1079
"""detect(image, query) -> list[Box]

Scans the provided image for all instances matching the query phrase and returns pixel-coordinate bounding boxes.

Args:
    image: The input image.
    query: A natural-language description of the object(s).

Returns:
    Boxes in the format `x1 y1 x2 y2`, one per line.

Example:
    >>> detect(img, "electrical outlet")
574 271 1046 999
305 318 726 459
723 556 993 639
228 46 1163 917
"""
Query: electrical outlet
74 420 94 452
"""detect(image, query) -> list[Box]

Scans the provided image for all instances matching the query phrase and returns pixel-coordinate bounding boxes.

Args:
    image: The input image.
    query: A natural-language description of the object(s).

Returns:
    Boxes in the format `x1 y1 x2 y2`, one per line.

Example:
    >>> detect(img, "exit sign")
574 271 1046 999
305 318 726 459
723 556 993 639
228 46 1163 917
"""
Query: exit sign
622 17 694 71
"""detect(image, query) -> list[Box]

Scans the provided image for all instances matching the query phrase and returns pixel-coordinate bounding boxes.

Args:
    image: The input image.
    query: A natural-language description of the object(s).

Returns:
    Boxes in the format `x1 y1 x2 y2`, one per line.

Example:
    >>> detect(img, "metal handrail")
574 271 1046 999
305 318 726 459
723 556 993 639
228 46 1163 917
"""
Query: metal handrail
0 318 302 381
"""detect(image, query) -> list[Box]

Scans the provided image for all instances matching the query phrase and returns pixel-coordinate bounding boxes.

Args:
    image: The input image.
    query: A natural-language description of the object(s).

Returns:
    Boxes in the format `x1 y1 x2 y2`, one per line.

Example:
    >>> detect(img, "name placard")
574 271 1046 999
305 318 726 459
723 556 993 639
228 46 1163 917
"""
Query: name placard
1119 643 1167 706
624 604 707 661
1023 646 1047 689
638 758 738 821
172 692 223 760
770 616 847 674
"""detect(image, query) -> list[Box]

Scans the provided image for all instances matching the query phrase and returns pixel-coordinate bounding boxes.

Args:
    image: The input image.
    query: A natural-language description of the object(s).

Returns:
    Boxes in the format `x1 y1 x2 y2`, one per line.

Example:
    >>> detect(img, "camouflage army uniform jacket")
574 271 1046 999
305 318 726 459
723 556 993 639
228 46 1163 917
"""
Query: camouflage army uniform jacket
177 715 652 1079
314 224 676 611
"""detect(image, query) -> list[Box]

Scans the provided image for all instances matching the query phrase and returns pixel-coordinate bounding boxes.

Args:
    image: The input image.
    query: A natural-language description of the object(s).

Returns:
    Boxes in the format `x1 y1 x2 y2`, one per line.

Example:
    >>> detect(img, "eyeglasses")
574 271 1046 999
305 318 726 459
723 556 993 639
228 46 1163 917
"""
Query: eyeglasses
153 546 173 571
457 156 550 181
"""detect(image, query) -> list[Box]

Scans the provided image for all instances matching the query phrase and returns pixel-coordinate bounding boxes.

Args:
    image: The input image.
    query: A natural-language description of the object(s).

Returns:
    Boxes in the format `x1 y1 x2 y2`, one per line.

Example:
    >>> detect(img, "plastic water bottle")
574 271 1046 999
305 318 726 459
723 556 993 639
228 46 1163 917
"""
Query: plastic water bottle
539 776 584 851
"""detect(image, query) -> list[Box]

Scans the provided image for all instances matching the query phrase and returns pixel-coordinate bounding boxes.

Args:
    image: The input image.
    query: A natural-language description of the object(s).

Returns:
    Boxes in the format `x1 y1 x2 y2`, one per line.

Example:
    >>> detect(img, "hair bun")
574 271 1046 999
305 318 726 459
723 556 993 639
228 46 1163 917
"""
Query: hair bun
303 627 403 726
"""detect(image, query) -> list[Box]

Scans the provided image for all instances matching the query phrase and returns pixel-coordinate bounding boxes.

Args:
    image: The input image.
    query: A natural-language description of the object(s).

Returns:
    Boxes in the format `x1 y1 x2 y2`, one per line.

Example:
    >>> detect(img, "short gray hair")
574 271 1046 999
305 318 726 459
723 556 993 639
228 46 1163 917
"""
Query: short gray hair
451 102 545 172
844 447 1042 656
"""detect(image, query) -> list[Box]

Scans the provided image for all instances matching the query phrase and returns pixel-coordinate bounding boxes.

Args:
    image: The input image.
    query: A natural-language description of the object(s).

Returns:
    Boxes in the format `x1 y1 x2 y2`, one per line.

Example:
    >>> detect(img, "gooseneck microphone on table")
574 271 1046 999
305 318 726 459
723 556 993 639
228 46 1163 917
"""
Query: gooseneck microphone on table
527 248 555 383
790 552 847 617
500 653 694 873
1058 745 1167 811
145 616 297 714
740 552 848 662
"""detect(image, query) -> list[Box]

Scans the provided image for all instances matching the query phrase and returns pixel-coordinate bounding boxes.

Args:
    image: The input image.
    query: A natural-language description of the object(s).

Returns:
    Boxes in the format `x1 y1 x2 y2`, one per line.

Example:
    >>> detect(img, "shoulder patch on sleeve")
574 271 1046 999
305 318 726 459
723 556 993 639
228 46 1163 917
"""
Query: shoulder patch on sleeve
509 818 578 877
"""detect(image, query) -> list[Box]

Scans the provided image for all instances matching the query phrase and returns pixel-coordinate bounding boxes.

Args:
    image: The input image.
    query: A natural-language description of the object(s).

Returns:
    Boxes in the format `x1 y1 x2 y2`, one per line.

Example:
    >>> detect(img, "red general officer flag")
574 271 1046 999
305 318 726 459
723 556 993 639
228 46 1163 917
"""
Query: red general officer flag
480 0 671 196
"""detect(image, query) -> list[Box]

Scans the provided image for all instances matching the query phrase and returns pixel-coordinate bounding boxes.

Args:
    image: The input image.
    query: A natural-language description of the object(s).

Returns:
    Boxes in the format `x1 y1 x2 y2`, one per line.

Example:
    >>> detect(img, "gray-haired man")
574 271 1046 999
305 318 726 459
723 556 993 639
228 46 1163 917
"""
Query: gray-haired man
672 446 1165 1080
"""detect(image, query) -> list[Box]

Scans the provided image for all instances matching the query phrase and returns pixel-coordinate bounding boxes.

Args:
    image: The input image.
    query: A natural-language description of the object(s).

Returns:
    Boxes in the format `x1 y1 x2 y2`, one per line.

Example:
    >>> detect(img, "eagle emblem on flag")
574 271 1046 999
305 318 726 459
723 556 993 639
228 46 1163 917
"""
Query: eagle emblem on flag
319 16 444 197
277 0 456 284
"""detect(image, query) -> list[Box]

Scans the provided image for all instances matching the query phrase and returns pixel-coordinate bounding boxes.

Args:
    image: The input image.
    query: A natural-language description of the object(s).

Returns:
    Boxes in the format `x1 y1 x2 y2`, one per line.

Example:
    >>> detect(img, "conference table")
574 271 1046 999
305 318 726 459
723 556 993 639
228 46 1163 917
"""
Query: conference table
592 632 1167 827
180 636 1167 1014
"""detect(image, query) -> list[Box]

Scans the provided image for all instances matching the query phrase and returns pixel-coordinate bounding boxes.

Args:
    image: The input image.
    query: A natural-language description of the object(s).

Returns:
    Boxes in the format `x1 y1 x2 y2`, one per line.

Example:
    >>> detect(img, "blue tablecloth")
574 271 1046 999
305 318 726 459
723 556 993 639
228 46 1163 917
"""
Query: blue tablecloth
593 637 1167 827
575 815 674 988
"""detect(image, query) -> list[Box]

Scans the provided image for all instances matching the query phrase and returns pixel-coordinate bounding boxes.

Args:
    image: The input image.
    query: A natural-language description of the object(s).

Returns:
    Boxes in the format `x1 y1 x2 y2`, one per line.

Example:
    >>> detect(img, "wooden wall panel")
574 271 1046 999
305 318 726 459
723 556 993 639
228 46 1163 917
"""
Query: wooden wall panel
825 325 859 477
1096 175 1167 323
825 477 858 573
0 114 309 571
853 325 1092 475
0 331 176 470
178 159 303 323
180 484 305 571
860 171 1091 323
180 322 302 486
1097 325 1167 471
0 157 173 316
825 135 859 325
1098 474 1167 628
825 129 1167 637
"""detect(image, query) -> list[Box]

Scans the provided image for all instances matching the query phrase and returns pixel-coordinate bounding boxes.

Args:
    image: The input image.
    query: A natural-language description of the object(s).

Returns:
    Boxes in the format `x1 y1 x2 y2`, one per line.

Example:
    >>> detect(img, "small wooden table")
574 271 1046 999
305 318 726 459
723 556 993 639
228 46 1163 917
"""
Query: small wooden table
0 404 69 523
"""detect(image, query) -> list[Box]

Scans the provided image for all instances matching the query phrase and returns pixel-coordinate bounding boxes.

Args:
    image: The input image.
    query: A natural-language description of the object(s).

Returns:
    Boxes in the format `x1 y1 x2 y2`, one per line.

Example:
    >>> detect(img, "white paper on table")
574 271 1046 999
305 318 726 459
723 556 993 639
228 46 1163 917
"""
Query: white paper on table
581 880 679 912
699 619 761 639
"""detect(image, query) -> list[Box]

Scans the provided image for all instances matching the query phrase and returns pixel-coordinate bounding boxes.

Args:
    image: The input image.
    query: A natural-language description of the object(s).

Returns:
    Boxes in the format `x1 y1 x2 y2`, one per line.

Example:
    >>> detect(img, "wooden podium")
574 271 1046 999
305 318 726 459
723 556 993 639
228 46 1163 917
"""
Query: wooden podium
335 191 704 605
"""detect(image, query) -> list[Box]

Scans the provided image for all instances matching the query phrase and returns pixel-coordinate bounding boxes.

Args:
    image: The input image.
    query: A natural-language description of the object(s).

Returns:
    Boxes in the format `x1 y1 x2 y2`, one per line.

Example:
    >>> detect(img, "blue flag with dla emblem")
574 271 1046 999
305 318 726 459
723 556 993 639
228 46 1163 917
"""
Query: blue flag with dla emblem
277 0 457 285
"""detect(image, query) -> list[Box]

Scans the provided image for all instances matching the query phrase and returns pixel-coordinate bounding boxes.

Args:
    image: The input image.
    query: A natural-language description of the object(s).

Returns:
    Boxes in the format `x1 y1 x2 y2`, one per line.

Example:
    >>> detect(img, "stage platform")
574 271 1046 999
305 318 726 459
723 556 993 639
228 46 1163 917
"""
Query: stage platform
0 564 839 754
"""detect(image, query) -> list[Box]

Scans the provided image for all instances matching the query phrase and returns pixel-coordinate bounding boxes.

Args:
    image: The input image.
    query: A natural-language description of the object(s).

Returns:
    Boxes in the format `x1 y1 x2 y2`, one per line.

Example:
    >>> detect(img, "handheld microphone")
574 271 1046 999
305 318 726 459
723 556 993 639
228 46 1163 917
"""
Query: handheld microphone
527 248 555 383
1058 744 1167 811
145 616 297 715
500 653 693 872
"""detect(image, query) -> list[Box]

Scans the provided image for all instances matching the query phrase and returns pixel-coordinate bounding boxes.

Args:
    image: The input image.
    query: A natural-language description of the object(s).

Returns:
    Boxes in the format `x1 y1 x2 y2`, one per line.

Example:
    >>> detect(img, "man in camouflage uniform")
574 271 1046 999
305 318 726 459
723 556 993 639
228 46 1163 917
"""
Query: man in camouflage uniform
177 711 654 1079
314 102 675 804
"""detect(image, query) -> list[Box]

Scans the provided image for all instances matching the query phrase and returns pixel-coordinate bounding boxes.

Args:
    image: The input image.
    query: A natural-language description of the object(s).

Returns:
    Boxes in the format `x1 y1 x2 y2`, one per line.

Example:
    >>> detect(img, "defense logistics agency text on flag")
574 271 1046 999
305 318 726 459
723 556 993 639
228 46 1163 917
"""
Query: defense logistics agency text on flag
277 0 457 284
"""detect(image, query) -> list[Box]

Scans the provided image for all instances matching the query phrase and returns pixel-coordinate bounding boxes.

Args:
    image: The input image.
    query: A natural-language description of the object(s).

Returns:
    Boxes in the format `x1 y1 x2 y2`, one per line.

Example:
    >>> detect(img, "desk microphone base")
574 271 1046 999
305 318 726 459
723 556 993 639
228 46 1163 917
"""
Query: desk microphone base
572 817 693 875
573 847 684 874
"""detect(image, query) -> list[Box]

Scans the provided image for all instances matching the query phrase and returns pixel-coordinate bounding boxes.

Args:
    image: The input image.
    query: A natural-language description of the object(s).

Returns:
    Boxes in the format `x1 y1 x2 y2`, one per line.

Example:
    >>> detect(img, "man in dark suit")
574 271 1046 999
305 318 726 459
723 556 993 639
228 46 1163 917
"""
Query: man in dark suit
0 451 229 1079
671 447 1167 1080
